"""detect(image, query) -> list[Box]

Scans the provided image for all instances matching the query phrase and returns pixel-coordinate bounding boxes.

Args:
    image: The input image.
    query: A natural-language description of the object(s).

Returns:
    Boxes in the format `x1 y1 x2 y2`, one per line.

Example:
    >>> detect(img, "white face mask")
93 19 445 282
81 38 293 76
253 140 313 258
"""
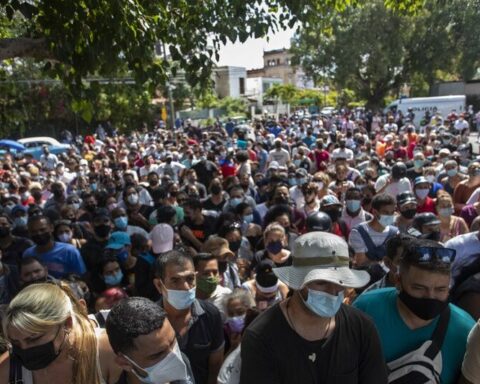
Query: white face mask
127 193 139 205
123 342 188 384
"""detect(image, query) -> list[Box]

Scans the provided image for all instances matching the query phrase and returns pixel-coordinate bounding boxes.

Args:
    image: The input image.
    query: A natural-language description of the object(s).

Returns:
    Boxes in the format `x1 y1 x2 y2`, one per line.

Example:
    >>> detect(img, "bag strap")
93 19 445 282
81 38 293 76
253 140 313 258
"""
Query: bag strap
425 306 451 360
356 224 377 254
94 312 106 328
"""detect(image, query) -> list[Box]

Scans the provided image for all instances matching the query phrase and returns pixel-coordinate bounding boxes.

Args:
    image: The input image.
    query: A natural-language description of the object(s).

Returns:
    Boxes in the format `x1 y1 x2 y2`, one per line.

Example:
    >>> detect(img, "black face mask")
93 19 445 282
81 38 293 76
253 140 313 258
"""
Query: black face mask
398 290 448 320
85 204 97 212
247 235 261 249
274 197 289 205
324 208 341 223
94 224 111 238
218 260 228 274
12 326 64 371
211 185 222 195
401 209 417 220
229 240 241 253
31 233 52 247
0 227 10 238
52 190 63 198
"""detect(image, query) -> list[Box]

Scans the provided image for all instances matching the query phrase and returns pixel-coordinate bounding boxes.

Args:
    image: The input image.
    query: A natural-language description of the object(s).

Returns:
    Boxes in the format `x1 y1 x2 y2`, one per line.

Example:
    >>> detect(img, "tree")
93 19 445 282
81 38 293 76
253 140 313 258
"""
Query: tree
291 0 480 108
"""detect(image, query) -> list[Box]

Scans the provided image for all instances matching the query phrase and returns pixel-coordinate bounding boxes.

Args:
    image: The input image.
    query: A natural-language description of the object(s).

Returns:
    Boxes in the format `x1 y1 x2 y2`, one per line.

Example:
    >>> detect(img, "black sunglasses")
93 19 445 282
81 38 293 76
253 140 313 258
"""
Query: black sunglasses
410 247 456 264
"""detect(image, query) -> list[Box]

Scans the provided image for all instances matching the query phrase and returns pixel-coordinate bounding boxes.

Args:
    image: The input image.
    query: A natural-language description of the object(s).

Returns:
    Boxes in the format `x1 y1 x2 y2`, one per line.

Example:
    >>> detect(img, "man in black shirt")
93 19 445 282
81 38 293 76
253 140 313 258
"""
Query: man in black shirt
180 198 217 251
240 232 388 384
80 209 112 271
153 250 224 384
0 214 33 268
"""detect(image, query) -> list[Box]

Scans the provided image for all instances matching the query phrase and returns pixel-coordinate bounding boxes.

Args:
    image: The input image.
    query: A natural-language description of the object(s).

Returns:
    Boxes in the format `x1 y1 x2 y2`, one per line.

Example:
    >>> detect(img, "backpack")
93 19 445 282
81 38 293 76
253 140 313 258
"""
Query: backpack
356 223 397 261
387 307 450 384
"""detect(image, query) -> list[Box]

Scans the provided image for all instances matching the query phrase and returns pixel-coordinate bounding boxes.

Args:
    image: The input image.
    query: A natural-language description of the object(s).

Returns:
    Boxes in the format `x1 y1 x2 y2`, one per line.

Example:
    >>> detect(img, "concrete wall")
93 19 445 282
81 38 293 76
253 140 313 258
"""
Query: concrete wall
214 66 247 98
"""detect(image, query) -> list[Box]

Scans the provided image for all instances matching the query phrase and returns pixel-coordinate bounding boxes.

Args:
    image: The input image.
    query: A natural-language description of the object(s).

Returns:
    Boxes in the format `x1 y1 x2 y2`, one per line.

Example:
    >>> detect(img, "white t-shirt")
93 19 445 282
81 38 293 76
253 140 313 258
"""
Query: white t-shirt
374 175 412 197
462 319 480 383
156 161 185 182
454 119 469 131
217 345 241 384
139 164 159 178
289 185 304 208
207 285 232 320
466 187 480 205
267 148 290 166
445 232 480 284
331 148 354 161
349 223 399 253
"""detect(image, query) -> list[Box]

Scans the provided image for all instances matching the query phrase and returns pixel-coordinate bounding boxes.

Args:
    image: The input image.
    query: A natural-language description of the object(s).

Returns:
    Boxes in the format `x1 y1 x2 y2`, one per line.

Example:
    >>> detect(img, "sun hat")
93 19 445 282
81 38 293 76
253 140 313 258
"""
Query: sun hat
150 223 174 254
273 232 369 289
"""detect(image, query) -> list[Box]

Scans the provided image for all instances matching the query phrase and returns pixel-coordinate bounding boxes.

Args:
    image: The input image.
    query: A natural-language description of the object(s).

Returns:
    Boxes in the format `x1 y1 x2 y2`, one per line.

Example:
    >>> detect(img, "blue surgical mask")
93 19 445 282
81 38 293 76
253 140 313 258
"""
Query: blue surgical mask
447 169 458 177
244 214 253 224
346 200 361 212
114 216 129 230
438 207 454 217
14 216 28 228
230 198 242 207
104 270 123 286
379 214 395 227
90 183 97 192
414 159 424 169
297 177 307 186
166 287 196 310
288 178 297 186
303 289 344 317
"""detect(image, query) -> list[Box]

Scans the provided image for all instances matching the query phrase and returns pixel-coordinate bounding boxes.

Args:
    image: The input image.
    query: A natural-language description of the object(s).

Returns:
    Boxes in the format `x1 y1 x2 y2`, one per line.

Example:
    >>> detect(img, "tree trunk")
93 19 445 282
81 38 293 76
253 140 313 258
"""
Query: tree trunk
0 37 55 61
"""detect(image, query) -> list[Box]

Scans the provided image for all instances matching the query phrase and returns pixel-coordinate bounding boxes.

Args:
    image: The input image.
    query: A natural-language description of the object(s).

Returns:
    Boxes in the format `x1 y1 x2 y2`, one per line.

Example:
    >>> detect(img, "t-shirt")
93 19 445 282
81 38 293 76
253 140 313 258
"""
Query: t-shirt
349 223 399 254
1 236 33 267
445 232 480 285
267 149 290 167
240 303 387 384
218 346 241 384
462 319 480 383
354 288 475 384
374 175 412 197
23 242 86 279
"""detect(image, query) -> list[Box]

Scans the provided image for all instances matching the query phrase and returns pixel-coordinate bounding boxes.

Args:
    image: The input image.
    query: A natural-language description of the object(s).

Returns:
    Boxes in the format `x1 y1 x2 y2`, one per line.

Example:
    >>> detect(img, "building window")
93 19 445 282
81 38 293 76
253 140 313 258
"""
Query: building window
239 77 245 95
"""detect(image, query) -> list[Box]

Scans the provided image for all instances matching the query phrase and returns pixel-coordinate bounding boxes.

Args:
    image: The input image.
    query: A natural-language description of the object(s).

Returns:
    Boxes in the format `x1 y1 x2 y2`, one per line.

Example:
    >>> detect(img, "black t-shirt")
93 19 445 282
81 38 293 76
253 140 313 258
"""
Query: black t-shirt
192 161 218 188
159 299 224 384
2 236 33 267
183 215 217 249
202 197 226 212
240 303 388 384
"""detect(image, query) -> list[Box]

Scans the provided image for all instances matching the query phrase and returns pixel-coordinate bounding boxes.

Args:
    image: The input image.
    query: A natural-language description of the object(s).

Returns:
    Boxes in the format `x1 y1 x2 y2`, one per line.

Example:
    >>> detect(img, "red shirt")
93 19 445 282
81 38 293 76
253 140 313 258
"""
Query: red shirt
417 197 436 214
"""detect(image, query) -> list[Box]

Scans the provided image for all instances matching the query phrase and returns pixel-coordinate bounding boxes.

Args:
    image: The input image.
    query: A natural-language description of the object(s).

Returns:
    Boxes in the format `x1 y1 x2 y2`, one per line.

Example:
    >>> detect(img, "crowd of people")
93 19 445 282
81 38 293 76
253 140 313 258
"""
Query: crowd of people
0 107 479 383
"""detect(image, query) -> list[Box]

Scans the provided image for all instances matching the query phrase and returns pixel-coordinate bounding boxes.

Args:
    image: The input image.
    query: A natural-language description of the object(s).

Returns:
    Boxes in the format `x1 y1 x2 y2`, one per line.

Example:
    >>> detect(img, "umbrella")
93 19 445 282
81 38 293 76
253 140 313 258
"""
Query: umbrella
0 140 25 151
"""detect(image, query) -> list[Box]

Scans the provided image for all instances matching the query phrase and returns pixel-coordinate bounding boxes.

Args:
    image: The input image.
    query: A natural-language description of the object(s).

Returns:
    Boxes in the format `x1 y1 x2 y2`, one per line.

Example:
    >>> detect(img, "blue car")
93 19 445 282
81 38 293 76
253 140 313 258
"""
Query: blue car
18 137 73 160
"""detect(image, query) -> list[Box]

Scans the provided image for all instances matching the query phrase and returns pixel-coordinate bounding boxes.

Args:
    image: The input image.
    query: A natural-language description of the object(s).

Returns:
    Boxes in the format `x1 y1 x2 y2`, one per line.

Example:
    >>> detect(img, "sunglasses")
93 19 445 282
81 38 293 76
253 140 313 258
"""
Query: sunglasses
409 247 456 265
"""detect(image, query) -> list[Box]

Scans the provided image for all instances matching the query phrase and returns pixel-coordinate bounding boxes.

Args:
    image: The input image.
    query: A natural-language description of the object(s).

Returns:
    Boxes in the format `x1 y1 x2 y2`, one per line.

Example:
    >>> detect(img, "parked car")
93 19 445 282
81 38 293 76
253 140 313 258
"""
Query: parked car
18 137 72 160
320 106 336 117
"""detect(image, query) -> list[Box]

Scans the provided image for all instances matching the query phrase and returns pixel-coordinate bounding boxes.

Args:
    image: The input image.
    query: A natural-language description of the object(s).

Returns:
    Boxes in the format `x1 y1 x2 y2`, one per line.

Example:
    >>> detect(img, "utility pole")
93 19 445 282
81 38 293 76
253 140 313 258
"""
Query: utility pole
162 42 175 132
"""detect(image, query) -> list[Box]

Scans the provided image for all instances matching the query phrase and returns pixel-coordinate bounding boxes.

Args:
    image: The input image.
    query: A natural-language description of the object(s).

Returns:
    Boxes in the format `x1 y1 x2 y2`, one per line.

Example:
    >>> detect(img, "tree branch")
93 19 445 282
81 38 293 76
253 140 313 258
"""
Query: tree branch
0 37 55 61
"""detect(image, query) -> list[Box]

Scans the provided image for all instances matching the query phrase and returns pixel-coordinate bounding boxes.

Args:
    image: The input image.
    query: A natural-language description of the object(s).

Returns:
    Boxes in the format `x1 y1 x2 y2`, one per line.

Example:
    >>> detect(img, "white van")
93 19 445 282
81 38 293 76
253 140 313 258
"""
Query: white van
385 95 466 126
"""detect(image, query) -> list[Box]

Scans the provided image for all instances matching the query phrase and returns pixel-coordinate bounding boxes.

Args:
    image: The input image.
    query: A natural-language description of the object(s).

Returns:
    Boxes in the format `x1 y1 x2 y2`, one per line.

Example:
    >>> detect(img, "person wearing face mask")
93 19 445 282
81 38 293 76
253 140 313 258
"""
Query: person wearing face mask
0 282 122 384
354 238 475 384
289 168 309 208
408 212 443 242
81 209 113 271
153 250 225 384
241 232 386 383
123 185 153 232
423 166 445 198
242 259 288 311
435 191 468 243
454 162 480 214
223 185 257 214
10 204 29 238
394 191 418 233
194 253 232 317
439 159 466 195
202 178 227 213
406 152 429 182
349 193 399 269
54 220 86 249
43 181 66 212
23 215 86 279
111 207 149 238
18 256 55 287
267 138 290 168
319 195 349 240
0 213 33 268
414 176 437 214
300 182 320 216
375 162 412 198
192 150 219 190
106 297 195 384
90 255 127 296
341 187 373 229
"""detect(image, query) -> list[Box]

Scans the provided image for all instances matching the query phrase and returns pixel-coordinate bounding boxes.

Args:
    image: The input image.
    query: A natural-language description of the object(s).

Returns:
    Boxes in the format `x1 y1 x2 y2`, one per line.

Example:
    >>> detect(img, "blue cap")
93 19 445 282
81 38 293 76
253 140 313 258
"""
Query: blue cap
106 231 131 250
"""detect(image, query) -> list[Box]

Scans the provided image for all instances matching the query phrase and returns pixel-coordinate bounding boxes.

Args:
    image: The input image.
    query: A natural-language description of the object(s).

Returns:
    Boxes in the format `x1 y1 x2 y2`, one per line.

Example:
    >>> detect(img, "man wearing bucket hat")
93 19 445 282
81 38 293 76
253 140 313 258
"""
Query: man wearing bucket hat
240 232 388 383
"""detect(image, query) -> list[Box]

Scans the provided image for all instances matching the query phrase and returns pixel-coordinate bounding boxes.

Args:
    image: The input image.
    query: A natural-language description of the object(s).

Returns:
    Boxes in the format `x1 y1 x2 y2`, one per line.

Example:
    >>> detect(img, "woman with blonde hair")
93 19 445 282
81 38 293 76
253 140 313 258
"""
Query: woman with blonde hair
0 282 120 384
311 172 331 200
436 191 469 242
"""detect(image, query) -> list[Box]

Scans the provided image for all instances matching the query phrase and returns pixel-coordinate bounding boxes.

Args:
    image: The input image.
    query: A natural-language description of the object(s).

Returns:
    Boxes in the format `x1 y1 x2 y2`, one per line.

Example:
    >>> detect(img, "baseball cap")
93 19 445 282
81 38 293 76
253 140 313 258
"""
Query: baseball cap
255 259 279 293
150 224 174 254
106 231 131 250
413 212 441 228
268 161 280 170
79 159 88 166
397 192 417 207
295 168 308 177
273 232 369 289
414 176 430 186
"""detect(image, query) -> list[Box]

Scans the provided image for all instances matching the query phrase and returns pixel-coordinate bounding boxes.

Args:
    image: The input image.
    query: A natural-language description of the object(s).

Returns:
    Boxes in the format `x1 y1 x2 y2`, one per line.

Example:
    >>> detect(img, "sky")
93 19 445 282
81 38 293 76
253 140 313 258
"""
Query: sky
216 28 295 70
